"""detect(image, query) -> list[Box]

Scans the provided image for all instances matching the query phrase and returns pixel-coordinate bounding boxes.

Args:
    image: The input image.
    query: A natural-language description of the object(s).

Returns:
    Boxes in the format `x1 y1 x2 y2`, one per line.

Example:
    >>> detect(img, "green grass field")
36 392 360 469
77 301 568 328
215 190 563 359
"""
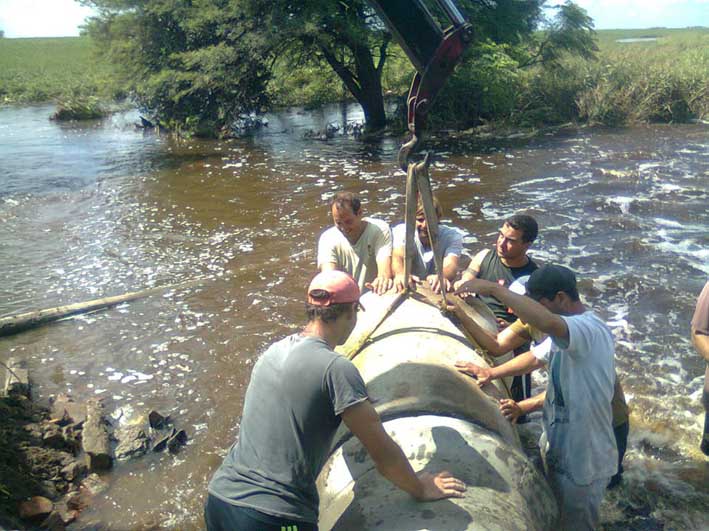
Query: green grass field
1 27 707 127
0 36 116 104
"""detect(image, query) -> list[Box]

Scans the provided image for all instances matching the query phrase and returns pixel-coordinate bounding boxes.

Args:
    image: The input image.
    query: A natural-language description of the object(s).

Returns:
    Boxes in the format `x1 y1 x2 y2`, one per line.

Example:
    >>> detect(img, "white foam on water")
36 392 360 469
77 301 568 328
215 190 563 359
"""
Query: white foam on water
653 217 684 228
452 206 474 219
653 239 709 275
607 195 636 214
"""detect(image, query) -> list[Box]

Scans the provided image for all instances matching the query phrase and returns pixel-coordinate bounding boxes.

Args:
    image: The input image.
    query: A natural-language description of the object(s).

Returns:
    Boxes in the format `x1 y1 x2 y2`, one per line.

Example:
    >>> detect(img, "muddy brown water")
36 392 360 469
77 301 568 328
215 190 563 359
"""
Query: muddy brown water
1 103 708 529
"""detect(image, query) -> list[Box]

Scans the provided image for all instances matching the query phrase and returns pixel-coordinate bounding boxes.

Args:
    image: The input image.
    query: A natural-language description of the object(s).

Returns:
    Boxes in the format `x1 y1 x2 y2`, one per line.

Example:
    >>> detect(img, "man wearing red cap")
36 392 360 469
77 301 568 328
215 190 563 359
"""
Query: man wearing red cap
691 281 709 456
206 270 465 530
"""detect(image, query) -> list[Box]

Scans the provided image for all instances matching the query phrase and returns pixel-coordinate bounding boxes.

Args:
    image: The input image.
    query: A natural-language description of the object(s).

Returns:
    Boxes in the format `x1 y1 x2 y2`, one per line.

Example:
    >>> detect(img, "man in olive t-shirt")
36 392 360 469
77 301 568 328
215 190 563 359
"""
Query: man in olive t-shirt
205 271 465 531
317 191 393 294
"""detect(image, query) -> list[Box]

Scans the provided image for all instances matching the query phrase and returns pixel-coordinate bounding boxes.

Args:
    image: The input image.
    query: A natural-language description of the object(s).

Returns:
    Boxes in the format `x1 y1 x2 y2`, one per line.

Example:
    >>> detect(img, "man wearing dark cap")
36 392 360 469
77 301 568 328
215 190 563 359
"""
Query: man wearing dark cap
206 270 465 530
456 265 617 530
690 281 709 456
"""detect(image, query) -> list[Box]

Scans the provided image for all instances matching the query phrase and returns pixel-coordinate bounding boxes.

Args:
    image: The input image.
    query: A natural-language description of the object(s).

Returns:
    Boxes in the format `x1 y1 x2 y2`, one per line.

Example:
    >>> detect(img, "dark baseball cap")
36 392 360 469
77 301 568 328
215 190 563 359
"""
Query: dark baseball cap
526 265 578 302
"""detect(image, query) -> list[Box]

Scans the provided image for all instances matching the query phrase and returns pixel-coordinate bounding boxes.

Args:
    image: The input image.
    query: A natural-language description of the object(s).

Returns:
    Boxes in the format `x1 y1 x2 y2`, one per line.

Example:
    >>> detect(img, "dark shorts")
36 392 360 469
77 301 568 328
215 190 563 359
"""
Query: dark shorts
204 494 317 531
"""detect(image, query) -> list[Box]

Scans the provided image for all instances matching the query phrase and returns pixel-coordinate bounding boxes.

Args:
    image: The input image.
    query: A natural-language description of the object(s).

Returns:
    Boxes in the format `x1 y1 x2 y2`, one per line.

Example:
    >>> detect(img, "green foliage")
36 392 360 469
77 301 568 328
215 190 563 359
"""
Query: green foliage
427 1 597 129
430 41 522 129
525 28 709 127
245 0 393 129
527 1 598 66
268 62 346 108
84 0 272 137
0 37 118 104
51 96 106 120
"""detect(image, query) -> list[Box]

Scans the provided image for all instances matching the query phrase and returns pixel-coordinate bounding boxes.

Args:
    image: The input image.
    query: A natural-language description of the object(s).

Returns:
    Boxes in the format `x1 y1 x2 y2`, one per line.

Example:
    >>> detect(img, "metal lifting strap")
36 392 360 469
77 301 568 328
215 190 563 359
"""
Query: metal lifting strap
403 153 448 309
367 0 472 307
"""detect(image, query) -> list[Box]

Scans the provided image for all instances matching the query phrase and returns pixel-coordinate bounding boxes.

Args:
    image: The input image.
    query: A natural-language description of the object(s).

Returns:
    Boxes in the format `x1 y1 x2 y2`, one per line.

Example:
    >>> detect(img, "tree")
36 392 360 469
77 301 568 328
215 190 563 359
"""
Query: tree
243 0 391 130
83 0 597 136
0 29 5 38
427 1 598 128
521 1 598 67
82 0 272 137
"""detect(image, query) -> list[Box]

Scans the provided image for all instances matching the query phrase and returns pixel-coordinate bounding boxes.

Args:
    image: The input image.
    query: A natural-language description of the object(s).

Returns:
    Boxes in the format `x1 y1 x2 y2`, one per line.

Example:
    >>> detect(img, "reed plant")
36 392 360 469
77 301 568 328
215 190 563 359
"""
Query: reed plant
520 28 709 127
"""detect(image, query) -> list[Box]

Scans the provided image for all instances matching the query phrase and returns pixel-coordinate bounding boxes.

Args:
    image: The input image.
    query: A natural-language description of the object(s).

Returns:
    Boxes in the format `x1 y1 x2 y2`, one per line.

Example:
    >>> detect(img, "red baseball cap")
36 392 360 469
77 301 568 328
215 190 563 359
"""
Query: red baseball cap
307 271 364 310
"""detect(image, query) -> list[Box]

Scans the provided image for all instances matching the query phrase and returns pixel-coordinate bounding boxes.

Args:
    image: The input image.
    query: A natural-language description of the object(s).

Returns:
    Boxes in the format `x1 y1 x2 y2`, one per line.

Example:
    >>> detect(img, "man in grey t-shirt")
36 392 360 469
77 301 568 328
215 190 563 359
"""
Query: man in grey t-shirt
206 270 466 530
392 195 464 294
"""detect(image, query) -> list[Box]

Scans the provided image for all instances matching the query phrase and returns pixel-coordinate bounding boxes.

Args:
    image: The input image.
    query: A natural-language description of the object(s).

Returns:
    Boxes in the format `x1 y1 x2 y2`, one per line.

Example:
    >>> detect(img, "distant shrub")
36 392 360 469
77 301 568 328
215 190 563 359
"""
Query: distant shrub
516 29 709 127
51 97 106 121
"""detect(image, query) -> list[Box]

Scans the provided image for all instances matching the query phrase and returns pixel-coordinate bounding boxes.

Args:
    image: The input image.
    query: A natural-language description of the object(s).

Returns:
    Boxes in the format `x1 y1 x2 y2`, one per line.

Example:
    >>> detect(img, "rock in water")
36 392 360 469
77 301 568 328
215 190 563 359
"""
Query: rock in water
82 399 113 470
115 425 151 459
18 496 53 522
148 410 169 430
167 429 188 453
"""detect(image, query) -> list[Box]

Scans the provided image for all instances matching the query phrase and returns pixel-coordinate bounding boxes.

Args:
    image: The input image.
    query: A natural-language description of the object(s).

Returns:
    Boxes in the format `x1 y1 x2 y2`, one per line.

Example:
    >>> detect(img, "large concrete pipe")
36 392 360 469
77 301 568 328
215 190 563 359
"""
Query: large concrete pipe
318 291 558 530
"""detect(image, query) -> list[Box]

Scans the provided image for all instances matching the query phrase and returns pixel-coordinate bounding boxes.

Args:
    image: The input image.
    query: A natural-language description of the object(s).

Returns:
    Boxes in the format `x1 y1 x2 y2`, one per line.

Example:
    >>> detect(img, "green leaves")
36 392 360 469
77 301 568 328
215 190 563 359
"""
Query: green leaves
84 0 270 137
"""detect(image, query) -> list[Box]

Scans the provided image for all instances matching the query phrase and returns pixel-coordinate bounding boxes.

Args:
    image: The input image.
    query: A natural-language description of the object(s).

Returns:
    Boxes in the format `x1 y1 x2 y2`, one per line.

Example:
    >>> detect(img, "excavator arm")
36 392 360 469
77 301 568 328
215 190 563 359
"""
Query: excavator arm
367 0 473 169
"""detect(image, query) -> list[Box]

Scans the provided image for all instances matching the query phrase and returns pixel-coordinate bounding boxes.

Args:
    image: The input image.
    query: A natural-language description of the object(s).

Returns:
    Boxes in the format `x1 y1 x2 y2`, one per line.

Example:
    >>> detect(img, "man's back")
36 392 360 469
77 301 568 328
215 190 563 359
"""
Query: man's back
208 334 367 523
545 311 617 484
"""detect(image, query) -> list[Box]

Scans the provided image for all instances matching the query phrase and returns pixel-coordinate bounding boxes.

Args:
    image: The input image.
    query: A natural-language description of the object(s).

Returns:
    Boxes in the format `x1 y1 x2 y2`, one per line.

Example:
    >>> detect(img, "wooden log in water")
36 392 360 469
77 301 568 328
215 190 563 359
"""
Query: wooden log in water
0 279 203 338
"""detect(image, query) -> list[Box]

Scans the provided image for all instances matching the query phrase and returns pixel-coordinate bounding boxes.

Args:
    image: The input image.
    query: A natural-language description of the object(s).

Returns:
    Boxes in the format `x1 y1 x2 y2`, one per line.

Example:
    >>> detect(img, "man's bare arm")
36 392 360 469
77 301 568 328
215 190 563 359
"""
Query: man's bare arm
454 249 488 288
456 279 569 342
456 351 545 385
392 247 405 276
442 255 460 281
453 307 529 356
692 327 709 363
499 392 546 423
368 254 393 294
341 400 465 501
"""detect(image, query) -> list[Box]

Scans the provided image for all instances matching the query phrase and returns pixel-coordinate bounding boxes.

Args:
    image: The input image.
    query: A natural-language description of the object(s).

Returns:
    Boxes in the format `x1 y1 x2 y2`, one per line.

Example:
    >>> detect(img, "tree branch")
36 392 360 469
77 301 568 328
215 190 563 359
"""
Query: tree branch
319 44 363 100
376 32 391 73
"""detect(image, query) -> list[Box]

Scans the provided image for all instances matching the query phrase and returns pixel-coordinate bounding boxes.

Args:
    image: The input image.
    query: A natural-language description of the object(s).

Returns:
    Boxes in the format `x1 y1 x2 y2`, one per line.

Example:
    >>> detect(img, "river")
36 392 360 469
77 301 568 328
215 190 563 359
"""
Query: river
1 103 707 529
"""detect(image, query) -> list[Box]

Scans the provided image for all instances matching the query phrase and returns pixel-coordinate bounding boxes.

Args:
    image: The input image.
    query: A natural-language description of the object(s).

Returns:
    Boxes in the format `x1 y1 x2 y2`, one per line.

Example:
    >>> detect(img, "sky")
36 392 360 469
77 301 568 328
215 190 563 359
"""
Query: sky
0 0 707 38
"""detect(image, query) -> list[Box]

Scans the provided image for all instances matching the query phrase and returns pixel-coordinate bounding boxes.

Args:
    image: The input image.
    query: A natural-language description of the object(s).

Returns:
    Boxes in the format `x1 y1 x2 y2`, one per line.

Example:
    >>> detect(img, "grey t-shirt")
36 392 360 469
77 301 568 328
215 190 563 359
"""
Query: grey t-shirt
208 334 368 523
391 223 464 279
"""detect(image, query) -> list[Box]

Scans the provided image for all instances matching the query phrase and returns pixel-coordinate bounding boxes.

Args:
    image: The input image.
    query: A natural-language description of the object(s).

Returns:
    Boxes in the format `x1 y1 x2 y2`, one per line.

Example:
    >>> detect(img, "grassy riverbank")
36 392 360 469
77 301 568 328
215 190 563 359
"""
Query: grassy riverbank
535 27 709 126
1 28 707 128
270 27 709 128
0 36 117 105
